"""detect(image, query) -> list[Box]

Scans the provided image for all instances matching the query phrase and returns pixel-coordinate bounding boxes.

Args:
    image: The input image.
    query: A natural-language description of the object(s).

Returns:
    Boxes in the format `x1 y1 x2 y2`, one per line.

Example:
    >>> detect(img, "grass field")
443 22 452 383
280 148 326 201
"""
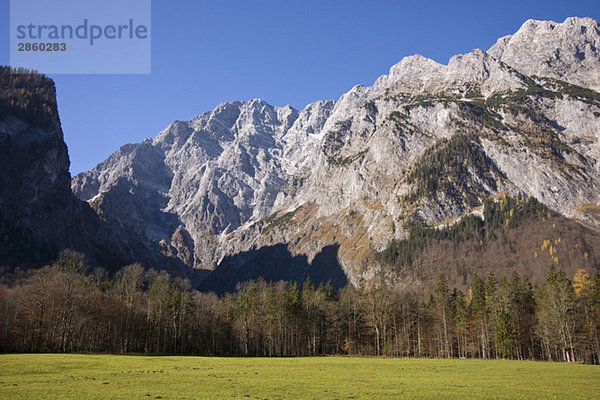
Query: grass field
0 354 599 400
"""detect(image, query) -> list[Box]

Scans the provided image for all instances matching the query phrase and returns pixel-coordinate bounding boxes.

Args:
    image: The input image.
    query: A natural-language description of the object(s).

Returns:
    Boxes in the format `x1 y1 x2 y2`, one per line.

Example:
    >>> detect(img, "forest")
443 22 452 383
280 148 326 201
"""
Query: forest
379 194 548 271
1 249 598 364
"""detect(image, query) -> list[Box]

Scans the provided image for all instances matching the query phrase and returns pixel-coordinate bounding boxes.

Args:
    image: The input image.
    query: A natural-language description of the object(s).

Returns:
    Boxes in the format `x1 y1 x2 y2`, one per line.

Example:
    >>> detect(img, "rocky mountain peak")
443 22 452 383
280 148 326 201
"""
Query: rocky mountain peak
377 54 445 90
375 48 526 97
488 16 600 90
72 95 336 268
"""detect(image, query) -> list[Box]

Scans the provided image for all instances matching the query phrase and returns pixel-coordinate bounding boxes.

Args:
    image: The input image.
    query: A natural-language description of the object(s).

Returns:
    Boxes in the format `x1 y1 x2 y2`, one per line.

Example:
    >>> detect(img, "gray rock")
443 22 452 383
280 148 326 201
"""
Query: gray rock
70 17 600 288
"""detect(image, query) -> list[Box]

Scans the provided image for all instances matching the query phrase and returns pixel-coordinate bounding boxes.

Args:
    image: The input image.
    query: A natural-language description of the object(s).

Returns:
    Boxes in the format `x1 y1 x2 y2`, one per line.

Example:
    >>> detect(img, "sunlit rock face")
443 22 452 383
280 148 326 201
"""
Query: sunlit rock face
72 17 600 289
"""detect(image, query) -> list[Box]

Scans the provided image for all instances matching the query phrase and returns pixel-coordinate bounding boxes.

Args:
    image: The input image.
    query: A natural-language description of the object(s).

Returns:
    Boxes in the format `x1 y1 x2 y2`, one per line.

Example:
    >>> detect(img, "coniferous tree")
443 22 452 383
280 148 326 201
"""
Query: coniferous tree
495 310 514 358
470 274 489 358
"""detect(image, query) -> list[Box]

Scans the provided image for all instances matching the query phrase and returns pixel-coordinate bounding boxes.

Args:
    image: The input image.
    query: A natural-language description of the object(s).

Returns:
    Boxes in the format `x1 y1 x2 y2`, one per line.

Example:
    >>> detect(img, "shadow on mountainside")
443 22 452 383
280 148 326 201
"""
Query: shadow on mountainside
199 243 347 294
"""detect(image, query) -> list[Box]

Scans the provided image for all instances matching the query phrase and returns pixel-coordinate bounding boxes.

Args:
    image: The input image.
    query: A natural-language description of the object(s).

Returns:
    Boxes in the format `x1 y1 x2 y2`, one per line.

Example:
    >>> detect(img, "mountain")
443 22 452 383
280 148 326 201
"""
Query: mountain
71 99 335 270
488 17 600 91
39 17 600 290
0 67 201 278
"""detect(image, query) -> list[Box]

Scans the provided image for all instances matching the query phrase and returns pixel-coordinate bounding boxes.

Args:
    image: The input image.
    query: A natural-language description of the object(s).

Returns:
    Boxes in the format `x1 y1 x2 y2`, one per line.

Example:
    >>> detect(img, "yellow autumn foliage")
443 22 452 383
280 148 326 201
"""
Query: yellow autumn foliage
573 269 592 297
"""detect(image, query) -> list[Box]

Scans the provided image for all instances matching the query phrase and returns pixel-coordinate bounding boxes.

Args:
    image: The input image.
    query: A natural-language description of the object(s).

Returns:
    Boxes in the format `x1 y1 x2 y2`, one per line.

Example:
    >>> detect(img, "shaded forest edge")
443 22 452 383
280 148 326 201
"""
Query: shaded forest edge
1 250 599 364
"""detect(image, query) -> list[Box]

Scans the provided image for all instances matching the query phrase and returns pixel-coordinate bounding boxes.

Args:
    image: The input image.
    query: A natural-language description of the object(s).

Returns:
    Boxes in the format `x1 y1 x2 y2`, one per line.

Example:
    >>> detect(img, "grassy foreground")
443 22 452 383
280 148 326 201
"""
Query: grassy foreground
0 354 598 399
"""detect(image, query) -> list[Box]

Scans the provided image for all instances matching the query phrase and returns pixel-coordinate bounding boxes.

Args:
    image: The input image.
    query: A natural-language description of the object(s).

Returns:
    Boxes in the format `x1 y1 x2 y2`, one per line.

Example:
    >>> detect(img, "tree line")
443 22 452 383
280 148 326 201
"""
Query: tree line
1 250 599 363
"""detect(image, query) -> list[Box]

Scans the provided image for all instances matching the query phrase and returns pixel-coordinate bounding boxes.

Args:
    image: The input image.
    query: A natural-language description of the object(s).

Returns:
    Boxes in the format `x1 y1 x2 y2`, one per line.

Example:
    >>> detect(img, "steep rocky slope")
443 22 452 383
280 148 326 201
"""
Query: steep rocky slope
0 67 194 276
72 99 335 268
488 17 600 91
72 17 600 290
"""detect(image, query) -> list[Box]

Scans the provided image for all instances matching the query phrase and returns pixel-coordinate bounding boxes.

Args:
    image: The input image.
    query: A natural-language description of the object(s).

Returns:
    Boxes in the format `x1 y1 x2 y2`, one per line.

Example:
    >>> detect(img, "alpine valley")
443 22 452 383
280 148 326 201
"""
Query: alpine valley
3 17 600 293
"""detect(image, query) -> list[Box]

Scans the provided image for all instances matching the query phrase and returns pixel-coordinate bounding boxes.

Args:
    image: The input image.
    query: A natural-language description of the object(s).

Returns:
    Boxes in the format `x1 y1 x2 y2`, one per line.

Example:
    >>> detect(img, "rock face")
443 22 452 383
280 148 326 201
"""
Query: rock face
488 17 600 91
71 17 600 290
0 68 103 265
72 99 335 268
0 67 195 277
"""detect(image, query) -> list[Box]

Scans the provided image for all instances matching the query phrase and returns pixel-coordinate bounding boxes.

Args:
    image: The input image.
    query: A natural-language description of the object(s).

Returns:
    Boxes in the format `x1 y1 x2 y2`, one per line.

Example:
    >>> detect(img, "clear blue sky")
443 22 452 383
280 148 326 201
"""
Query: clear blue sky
1 0 599 174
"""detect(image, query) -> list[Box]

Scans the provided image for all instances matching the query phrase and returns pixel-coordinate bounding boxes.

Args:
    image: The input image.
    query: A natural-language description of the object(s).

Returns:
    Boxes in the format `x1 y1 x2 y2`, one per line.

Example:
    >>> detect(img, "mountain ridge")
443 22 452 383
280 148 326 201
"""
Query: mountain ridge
57 17 600 289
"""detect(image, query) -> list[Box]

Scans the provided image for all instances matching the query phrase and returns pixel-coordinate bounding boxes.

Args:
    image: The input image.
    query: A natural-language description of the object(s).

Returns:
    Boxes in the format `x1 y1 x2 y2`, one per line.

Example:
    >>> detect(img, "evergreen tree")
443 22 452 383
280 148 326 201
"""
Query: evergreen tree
470 273 490 358
495 310 514 358
452 288 469 358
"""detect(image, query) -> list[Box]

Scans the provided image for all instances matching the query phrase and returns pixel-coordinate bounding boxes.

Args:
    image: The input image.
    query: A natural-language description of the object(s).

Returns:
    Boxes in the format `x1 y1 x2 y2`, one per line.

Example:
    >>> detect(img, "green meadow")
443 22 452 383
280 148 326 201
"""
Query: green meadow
0 354 598 399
